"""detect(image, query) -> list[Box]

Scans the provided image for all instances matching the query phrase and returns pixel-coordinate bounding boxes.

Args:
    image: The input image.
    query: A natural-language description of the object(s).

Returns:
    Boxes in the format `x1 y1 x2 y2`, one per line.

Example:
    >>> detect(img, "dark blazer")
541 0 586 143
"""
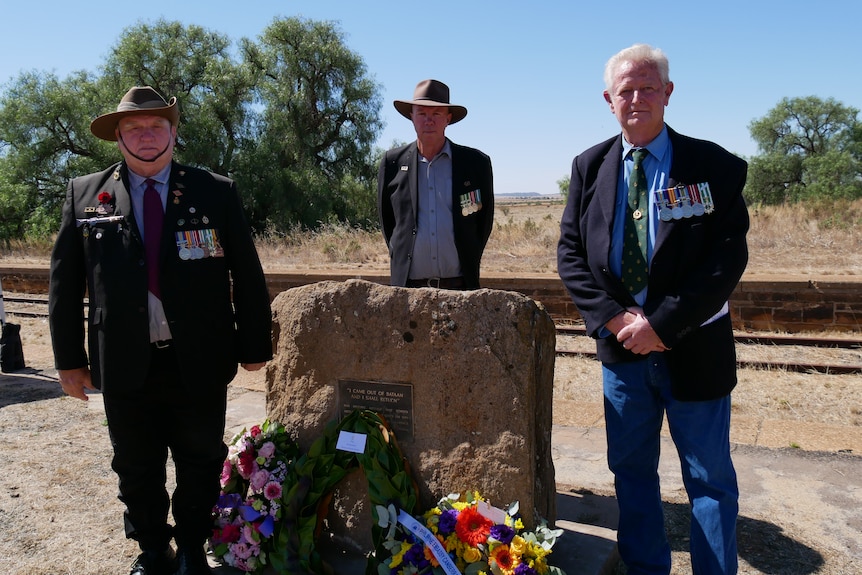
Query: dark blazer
49 161 273 393
557 126 749 400
377 140 494 289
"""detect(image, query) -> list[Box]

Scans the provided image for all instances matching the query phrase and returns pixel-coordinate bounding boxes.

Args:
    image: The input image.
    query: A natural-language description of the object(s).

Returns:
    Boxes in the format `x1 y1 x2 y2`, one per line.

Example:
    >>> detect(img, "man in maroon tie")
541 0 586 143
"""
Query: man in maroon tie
49 86 273 575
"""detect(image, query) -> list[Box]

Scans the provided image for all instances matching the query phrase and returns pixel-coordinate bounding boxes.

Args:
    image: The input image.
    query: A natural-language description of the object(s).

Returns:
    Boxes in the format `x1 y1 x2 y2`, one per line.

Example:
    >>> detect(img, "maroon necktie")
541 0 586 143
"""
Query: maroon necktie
143 178 164 298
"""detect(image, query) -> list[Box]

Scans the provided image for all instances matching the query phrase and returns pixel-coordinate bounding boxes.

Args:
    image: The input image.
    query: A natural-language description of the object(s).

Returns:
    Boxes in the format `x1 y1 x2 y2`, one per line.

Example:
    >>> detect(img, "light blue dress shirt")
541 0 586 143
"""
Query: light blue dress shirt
409 140 461 280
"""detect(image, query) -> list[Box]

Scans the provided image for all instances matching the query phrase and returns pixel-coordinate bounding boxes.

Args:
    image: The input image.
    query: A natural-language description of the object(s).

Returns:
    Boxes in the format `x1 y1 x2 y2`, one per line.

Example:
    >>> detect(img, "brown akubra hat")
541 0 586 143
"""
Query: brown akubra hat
393 79 468 124
90 86 179 141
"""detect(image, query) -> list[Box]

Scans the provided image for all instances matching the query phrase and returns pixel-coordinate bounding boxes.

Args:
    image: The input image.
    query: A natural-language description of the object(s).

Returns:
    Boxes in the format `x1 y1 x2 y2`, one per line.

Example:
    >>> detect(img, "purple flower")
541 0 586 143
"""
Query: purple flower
257 441 276 459
514 564 538 575
490 523 515 544
217 492 242 509
239 505 263 522
258 514 275 538
403 542 430 569
437 509 458 535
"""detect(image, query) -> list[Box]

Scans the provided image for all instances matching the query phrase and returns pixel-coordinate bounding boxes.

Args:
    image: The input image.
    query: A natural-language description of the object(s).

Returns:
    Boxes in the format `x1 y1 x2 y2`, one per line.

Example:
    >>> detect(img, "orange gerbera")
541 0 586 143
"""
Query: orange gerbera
490 544 517 572
455 505 493 547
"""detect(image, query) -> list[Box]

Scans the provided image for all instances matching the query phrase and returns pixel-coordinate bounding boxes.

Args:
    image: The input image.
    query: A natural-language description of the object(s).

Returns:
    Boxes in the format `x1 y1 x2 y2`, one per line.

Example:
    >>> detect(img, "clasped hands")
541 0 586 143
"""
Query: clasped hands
606 307 669 355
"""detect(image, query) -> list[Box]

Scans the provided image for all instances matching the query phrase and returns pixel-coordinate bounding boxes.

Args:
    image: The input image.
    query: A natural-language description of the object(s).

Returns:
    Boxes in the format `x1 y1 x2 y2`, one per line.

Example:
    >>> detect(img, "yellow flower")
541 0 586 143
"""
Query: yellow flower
389 541 412 568
510 535 527 556
462 546 483 563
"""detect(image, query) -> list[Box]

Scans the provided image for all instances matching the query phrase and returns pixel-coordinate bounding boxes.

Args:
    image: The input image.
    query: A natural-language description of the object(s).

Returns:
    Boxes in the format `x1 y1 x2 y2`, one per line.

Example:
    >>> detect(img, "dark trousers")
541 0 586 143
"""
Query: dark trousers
103 344 228 551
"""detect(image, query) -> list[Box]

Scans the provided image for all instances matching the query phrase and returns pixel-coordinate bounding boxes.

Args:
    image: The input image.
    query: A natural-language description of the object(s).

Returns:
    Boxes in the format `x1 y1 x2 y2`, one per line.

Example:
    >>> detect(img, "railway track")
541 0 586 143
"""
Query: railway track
4 295 862 374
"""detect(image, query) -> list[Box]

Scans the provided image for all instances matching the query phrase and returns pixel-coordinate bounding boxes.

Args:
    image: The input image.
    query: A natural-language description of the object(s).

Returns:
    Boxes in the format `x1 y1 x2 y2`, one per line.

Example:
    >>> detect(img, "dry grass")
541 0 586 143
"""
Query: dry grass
5 198 862 276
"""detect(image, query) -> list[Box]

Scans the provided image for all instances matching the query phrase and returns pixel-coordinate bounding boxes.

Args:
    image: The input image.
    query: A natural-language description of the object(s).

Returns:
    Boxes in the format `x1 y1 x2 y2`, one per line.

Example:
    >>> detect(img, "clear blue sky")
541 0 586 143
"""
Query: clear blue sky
1 0 858 196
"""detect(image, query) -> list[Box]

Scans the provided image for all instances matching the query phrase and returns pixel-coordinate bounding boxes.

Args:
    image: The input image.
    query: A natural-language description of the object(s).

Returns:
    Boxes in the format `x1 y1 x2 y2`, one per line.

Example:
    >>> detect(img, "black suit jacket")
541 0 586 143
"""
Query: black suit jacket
377 140 494 289
49 161 272 393
557 126 749 400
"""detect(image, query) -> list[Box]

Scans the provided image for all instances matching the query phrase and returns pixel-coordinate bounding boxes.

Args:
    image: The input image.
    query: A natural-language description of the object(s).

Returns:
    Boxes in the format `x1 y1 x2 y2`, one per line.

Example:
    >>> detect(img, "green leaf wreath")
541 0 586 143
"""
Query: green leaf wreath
269 409 419 575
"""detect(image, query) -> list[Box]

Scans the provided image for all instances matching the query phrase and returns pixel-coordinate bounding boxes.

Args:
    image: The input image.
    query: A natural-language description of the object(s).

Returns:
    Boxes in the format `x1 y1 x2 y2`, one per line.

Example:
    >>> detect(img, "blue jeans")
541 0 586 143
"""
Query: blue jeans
603 354 738 575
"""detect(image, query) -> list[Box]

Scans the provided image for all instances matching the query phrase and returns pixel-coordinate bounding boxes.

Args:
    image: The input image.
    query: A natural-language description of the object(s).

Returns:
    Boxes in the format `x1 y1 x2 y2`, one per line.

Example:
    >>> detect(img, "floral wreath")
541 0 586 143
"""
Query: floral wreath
269 409 418 575
377 491 567 575
210 420 300 573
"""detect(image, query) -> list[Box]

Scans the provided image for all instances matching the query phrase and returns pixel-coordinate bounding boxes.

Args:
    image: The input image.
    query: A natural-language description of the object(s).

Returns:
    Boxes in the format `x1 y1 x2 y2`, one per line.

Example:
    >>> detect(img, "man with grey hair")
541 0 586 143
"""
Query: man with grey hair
558 44 749 574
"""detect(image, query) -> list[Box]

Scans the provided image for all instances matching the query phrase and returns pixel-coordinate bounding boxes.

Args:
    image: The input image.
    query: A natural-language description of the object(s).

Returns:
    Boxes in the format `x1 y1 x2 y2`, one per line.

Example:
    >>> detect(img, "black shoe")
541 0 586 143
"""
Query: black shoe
129 547 177 575
173 546 211 575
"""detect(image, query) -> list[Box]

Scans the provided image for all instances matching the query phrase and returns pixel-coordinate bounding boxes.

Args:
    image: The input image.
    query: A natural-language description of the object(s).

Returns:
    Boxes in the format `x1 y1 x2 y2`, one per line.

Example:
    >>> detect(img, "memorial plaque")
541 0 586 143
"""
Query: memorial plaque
337 379 414 441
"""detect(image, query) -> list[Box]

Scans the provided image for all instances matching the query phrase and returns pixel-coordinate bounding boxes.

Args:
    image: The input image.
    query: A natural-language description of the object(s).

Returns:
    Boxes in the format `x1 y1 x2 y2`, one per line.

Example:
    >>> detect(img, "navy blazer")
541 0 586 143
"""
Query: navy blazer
557 126 749 400
49 161 273 393
377 140 494 289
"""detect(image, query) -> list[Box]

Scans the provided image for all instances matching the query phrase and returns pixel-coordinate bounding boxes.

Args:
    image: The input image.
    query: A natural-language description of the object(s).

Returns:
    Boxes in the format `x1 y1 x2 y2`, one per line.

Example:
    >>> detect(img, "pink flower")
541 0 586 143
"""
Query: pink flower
220 460 233 487
250 425 262 438
263 482 282 501
249 469 270 491
232 542 253 559
257 441 276 460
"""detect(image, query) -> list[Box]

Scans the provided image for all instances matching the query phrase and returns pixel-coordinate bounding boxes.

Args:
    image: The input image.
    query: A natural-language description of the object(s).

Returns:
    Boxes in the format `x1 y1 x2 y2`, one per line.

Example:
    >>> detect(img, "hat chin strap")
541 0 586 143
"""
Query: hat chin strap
118 133 172 163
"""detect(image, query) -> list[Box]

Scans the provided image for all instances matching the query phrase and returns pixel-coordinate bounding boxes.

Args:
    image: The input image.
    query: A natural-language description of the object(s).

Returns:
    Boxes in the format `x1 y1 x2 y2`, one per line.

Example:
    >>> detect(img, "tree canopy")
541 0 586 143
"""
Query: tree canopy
745 96 861 205
0 17 383 242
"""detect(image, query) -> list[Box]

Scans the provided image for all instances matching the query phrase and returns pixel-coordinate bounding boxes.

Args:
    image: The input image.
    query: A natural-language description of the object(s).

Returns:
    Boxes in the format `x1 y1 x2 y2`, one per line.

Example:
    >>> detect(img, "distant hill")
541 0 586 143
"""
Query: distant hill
497 192 561 201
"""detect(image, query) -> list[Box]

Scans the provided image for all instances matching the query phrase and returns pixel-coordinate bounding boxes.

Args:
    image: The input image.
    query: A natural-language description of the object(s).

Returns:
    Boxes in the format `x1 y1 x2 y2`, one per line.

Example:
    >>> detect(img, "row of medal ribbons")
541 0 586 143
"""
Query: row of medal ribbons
653 182 714 221
174 228 224 260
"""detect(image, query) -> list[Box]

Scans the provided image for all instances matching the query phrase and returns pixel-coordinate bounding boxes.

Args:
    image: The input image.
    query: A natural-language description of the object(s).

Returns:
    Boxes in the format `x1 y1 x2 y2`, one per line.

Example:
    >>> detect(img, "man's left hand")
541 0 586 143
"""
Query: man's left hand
616 310 669 355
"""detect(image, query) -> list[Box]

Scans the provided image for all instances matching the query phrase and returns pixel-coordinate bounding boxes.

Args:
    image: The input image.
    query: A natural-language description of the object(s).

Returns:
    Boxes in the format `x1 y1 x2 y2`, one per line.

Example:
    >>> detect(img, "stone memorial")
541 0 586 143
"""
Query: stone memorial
266 279 557 555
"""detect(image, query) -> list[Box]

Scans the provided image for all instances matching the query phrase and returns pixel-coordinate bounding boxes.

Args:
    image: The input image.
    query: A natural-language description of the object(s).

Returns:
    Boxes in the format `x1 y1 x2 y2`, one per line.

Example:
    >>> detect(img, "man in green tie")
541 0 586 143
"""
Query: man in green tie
558 44 749 575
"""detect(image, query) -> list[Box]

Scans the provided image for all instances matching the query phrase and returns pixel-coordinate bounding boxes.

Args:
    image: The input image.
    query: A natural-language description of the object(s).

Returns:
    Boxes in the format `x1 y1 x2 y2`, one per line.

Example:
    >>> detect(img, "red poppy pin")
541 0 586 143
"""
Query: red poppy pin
96 191 115 215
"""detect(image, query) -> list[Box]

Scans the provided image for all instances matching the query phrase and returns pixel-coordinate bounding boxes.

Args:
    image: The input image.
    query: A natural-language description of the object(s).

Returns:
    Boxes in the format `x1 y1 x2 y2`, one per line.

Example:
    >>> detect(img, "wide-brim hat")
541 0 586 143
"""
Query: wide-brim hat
393 79 467 124
90 86 179 141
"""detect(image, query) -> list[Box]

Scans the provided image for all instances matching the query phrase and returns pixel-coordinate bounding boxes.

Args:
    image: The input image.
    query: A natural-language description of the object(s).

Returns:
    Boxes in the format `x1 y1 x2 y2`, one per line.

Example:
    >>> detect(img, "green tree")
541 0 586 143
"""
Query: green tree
746 96 862 205
0 71 110 238
238 17 383 232
557 175 570 197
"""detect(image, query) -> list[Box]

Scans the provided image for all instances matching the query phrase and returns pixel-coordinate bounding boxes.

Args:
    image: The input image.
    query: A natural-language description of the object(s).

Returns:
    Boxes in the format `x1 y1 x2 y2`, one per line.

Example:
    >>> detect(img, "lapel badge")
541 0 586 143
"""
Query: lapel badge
112 168 121 180
400 165 408 171
202 216 209 225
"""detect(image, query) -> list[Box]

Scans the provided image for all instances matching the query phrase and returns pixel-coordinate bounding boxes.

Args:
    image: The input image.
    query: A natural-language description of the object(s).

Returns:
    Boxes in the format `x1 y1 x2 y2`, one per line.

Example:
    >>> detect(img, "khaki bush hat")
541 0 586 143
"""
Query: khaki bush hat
393 79 467 124
90 86 179 141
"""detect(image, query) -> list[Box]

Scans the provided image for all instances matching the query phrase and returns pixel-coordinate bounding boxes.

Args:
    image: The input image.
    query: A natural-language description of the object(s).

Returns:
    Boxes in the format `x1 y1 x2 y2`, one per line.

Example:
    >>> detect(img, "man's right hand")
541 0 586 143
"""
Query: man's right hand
58 367 96 401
